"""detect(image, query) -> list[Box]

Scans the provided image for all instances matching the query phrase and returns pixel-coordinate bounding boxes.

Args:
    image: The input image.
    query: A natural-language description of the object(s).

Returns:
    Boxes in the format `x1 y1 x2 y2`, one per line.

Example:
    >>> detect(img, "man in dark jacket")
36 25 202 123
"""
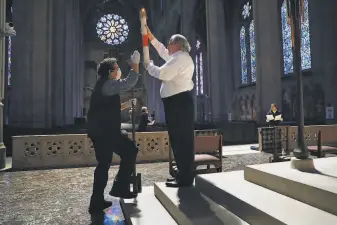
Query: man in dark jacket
266 103 283 127
87 51 140 214
137 107 155 132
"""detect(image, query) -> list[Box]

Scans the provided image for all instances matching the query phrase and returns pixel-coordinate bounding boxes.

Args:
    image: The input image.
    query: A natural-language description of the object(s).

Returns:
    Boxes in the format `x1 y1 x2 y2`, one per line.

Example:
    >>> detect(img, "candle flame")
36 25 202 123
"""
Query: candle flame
140 8 147 18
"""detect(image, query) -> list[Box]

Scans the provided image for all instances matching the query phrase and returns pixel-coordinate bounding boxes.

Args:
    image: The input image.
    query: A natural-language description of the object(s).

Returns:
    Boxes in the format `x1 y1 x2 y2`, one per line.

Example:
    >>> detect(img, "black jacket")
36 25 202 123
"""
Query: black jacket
87 77 121 137
137 112 150 132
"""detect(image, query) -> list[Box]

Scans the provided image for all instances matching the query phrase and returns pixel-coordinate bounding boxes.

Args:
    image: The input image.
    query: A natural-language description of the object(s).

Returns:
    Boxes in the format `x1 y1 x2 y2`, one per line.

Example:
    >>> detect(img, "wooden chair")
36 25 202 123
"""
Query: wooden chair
307 130 337 158
169 135 223 178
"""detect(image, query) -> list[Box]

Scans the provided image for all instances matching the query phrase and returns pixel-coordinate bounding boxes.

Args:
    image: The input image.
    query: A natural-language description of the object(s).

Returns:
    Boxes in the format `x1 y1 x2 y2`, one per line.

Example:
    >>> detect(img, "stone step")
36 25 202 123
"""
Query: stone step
244 157 337 216
195 170 337 225
154 182 249 225
121 186 177 225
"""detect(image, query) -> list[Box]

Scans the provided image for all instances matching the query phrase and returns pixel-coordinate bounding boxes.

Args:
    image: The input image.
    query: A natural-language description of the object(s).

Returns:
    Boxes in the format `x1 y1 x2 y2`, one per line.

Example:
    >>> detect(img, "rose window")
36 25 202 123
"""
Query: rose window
96 14 129 45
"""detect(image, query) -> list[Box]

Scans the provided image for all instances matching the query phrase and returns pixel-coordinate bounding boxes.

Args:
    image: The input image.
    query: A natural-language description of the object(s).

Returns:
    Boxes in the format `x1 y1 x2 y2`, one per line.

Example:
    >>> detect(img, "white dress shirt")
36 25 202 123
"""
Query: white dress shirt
147 38 194 98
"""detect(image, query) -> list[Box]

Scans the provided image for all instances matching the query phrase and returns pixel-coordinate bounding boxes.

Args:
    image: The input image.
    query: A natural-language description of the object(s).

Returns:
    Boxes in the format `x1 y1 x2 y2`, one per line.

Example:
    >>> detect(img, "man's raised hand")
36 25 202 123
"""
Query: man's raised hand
146 25 154 41
131 50 140 64
128 50 140 73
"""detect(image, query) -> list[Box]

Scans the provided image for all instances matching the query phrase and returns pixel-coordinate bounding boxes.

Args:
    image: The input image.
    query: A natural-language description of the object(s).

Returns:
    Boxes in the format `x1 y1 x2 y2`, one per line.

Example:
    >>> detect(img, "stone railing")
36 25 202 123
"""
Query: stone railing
12 132 169 170
258 125 337 151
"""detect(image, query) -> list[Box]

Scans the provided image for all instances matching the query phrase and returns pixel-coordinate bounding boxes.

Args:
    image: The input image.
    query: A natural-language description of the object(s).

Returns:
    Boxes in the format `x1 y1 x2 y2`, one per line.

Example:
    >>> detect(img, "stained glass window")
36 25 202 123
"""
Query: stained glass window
242 2 252 19
196 55 199 94
96 14 129 45
8 37 11 86
300 0 311 70
249 21 256 82
195 40 204 95
240 1 256 84
281 1 293 74
240 26 248 84
199 52 204 94
281 0 311 74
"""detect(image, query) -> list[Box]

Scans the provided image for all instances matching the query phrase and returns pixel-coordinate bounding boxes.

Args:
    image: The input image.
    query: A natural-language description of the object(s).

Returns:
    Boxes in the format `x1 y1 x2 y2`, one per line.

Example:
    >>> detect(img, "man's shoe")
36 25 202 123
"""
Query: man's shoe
3 23 16 36
88 200 112 214
109 183 137 199
165 180 193 188
166 177 176 182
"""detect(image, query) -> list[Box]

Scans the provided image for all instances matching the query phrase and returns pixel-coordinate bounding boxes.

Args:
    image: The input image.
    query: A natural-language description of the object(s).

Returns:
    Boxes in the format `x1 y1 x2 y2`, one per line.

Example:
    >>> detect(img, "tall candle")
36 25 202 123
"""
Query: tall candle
140 8 150 64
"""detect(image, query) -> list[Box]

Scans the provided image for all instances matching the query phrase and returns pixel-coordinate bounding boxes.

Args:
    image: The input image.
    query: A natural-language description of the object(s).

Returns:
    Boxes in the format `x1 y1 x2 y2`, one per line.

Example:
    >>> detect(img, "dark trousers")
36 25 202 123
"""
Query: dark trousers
163 91 195 183
6 0 13 23
89 132 138 202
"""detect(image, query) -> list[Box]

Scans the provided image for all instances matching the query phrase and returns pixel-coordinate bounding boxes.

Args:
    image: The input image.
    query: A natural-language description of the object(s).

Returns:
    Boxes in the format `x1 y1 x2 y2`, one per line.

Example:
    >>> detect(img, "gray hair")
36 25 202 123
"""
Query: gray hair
169 34 191 52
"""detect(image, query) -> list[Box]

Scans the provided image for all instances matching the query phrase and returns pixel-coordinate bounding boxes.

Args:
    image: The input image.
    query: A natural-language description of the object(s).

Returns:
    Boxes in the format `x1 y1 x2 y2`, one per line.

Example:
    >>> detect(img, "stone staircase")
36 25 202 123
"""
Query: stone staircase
119 157 337 225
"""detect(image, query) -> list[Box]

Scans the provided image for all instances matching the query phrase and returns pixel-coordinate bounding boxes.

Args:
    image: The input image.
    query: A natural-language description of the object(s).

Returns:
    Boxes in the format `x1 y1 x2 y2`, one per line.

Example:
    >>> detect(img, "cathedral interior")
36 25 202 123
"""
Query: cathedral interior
2 1 337 224
3 0 337 148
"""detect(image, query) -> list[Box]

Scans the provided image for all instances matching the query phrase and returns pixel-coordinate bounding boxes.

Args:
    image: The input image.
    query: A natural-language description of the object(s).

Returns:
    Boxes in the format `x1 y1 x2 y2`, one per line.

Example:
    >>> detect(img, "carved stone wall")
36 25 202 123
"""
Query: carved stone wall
12 129 221 169
232 91 257 121
12 132 170 169
282 82 325 121
258 124 337 151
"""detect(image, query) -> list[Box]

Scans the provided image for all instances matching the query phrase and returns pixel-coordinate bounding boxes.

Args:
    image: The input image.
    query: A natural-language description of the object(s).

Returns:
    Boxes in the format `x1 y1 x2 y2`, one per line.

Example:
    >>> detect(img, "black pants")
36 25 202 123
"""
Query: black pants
89 132 138 202
163 91 195 183
6 0 13 23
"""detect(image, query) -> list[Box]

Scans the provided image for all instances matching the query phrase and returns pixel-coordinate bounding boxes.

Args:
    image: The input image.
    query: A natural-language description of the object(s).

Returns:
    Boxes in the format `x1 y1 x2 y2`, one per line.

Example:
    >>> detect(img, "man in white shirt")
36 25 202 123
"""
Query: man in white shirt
145 27 195 187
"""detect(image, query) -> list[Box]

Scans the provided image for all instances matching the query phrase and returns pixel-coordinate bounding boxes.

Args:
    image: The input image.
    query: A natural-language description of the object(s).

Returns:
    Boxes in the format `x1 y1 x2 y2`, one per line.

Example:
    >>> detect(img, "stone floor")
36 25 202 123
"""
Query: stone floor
0 153 272 225
222 144 259 156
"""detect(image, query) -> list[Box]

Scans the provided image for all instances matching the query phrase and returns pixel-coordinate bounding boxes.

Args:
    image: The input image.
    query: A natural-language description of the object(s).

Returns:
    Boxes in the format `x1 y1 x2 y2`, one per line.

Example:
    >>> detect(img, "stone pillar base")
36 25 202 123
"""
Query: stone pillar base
290 157 315 172
0 143 6 169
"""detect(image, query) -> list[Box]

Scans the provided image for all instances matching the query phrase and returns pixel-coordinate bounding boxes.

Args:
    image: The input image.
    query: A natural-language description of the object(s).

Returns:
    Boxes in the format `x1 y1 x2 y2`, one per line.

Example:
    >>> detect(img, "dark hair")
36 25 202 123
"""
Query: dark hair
97 57 117 78
271 103 277 108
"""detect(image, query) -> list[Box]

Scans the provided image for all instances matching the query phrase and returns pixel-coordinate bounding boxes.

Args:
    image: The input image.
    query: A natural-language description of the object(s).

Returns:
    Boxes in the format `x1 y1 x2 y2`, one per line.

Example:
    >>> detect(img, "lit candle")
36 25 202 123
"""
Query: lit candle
140 8 150 64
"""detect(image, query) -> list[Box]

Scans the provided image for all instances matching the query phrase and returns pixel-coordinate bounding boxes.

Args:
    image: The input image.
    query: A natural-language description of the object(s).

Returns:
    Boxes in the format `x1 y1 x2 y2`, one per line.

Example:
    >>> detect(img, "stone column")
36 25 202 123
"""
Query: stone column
252 0 283 124
10 0 84 128
205 0 229 122
309 0 337 123
0 0 6 169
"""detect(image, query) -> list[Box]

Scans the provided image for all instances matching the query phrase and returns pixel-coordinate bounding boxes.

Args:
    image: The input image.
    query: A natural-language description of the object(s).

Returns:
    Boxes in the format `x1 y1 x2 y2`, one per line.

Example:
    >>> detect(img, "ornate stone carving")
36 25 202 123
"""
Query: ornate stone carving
239 96 246 120
88 139 94 155
245 94 252 120
46 141 62 156
303 85 315 118
251 94 257 121
24 141 40 157
237 92 256 121
282 83 325 121
12 132 171 169
231 96 239 120
68 140 84 155
282 87 292 120
163 136 169 153
259 125 335 151
290 131 297 141
145 137 161 153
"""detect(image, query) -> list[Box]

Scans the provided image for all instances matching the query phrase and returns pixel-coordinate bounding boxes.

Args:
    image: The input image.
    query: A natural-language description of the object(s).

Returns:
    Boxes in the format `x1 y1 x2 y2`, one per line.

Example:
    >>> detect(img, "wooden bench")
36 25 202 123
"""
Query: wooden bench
169 135 223 177
307 130 337 158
